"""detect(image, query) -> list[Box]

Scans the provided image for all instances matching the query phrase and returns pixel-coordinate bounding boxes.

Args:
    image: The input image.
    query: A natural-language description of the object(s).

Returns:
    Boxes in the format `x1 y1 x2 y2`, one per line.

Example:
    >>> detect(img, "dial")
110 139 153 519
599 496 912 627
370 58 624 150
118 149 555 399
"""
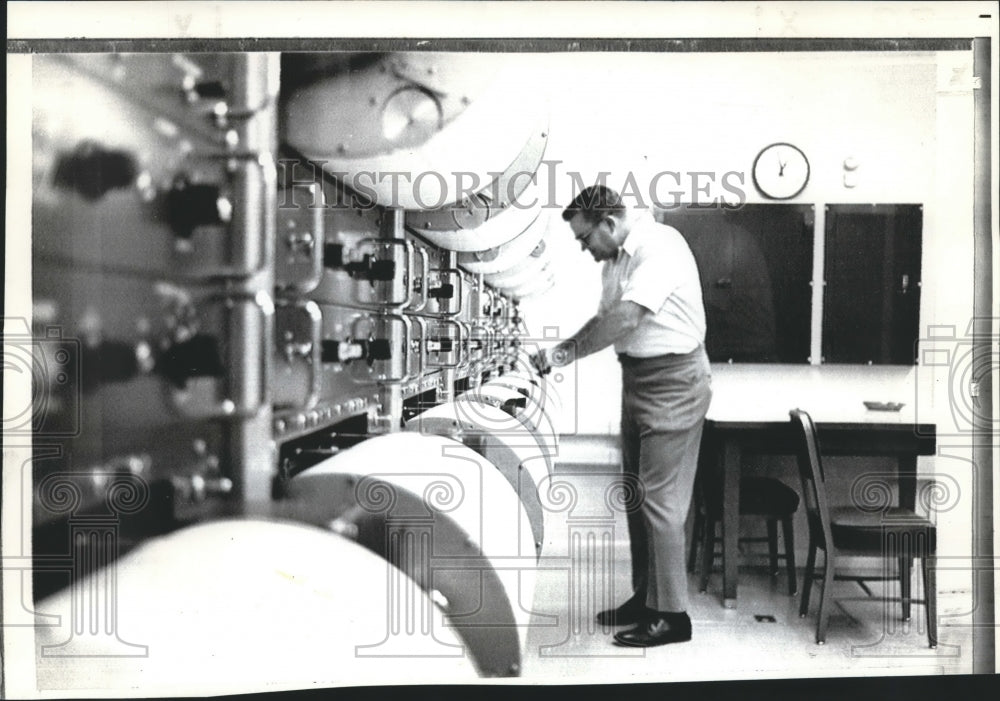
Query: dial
752 143 810 200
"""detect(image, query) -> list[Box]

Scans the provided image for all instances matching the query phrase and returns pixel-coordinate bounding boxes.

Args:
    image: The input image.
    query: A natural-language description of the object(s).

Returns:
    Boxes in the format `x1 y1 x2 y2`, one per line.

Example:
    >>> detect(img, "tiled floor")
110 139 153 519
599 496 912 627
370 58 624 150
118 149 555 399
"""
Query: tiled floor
519 463 974 684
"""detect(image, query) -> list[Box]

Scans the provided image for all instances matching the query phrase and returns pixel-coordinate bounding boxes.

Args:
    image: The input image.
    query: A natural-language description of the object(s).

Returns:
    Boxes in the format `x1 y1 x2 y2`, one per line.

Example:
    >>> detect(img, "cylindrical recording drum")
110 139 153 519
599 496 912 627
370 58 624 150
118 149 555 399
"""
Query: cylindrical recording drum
456 210 549 274
486 372 563 419
506 272 555 299
502 358 573 435
483 254 551 291
34 519 476 695
459 383 559 456
282 52 547 211
404 401 553 553
284 432 537 677
418 183 542 253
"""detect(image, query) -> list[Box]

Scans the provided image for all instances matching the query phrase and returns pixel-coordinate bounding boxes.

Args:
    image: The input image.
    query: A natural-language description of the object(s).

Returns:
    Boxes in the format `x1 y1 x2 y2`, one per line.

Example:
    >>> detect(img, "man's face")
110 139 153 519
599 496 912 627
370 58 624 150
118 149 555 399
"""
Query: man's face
569 212 618 262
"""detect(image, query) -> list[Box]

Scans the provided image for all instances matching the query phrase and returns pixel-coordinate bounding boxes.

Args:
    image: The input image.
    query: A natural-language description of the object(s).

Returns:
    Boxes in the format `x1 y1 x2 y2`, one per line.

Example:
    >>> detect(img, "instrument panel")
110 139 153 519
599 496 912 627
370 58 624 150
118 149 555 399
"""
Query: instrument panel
27 51 557 682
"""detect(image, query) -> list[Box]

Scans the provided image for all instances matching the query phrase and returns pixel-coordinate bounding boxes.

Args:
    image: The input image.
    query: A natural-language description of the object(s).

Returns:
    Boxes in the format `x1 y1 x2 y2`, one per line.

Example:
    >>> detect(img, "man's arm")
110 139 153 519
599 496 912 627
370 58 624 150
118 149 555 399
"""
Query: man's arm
532 301 648 373
558 300 647 363
567 315 601 349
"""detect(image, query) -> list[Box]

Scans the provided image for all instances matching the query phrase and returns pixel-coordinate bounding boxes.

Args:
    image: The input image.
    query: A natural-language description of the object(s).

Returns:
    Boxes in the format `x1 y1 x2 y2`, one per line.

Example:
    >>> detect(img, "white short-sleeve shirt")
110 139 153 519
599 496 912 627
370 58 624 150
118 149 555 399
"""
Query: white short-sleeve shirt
598 212 706 356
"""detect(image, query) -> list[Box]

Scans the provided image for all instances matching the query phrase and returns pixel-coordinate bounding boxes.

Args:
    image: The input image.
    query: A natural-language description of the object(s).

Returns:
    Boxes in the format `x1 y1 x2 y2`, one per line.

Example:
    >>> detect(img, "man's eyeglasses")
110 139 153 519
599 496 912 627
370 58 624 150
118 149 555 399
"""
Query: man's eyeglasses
575 218 605 245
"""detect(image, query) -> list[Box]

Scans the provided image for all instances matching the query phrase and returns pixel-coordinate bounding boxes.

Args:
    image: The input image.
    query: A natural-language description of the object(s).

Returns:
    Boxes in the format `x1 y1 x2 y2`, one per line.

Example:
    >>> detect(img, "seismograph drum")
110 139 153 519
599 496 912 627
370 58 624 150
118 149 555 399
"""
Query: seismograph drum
284 431 537 677
34 518 476 695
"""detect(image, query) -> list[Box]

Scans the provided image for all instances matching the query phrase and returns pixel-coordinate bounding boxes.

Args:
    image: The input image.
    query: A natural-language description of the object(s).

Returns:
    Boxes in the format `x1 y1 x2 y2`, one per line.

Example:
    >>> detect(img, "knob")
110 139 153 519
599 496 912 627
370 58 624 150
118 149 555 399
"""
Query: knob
428 283 455 300
323 244 396 281
366 338 392 362
426 338 454 354
322 339 365 363
170 473 232 505
349 256 395 281
80 339 156 392
190 474 233 501
53 141 138 201
156 334 225 388
285 230 315 255
183 78 226 101
321 338 392 366
166 176 232 239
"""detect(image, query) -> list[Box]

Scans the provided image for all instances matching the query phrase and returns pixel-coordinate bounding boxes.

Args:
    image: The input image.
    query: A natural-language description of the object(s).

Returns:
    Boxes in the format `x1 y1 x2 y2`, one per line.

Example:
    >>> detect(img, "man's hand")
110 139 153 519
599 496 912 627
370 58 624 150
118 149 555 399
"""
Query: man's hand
530 342 576 376
530 349 552 376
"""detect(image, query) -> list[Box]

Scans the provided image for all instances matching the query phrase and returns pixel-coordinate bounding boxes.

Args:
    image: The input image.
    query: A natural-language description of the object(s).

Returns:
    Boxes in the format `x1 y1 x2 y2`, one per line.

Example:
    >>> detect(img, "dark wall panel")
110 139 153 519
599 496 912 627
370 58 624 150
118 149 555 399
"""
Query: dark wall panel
656 204 814 363
822 204 923 364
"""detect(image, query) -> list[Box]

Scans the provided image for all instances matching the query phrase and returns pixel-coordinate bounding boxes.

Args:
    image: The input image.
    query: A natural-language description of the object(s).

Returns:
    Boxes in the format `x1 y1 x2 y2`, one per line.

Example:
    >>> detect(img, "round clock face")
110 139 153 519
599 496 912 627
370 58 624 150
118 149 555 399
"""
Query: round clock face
752 143 810 200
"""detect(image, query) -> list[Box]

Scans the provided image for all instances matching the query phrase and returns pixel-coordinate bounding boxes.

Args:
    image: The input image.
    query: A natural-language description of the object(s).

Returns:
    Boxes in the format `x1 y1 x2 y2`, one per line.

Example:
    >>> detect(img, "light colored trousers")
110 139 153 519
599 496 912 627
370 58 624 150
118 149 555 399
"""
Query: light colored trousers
619 347 712 613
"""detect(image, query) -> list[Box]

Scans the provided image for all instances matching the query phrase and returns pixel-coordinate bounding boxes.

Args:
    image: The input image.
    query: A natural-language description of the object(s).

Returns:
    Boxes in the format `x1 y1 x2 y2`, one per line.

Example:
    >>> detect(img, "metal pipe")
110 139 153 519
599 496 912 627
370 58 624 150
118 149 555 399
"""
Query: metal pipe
972 35 994 675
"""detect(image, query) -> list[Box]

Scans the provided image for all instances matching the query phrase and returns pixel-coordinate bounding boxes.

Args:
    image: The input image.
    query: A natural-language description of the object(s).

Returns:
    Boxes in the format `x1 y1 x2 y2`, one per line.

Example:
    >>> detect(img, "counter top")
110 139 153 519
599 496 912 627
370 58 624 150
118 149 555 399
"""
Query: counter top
706 364 921 425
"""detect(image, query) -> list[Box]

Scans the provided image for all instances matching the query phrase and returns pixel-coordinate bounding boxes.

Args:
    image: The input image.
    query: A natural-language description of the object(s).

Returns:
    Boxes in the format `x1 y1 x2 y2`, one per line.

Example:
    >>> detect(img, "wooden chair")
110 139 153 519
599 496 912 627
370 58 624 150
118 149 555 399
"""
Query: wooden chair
689 468 799 596
789 408 938 647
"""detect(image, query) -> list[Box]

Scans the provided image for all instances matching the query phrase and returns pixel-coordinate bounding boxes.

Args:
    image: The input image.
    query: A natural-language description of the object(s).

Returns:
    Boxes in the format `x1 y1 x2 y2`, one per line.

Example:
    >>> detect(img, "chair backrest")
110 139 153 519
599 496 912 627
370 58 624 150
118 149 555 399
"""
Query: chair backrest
789 409 833 549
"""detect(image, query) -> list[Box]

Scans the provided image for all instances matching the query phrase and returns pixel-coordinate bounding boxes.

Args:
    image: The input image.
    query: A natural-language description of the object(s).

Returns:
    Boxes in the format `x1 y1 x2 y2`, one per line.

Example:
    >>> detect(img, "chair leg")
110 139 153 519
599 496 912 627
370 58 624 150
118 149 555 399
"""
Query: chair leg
800 538 817 618
816 549 835 645
922 554 938 649
781 515 797 596
699 517 714 593
766 519 779 586
899 555 913 621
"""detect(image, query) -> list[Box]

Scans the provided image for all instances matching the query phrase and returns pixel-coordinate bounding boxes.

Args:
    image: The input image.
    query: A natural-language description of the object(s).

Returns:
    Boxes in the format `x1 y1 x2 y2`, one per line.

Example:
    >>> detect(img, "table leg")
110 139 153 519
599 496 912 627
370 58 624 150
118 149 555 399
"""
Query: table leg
722 439 741 608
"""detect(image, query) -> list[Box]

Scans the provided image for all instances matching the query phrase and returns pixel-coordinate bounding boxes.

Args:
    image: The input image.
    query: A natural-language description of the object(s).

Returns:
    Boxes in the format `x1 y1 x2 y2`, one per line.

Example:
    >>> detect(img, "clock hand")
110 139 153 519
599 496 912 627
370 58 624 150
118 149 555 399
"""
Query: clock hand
778 159 787 176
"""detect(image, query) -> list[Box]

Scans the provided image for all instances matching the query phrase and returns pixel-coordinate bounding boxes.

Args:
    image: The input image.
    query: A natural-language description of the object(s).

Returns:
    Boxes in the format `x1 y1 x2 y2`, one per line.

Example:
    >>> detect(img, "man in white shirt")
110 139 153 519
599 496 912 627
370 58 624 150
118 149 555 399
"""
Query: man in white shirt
532 185 712 647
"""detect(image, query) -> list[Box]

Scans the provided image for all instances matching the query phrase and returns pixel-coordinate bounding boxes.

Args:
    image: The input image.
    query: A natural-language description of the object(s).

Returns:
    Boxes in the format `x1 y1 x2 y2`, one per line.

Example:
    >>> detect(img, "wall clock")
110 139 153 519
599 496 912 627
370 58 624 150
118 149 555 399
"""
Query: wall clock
752 143 810 200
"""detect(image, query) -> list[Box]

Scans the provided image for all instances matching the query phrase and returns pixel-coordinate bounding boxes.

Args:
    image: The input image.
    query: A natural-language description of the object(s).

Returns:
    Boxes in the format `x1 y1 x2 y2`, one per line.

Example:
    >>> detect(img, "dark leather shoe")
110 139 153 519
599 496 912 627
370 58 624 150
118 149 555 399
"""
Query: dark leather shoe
613 613 692 647
595 595 649 626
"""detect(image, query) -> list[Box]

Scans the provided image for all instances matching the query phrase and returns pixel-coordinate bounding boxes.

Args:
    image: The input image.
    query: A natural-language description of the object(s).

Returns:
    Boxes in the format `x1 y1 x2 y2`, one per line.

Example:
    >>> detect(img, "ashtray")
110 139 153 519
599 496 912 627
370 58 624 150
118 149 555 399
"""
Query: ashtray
863 401 905 412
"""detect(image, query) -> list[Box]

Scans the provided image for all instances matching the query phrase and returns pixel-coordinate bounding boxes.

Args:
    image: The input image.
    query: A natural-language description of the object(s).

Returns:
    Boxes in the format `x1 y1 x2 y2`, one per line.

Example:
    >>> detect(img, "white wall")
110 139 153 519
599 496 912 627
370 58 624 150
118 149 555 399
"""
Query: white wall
520 50 973 437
